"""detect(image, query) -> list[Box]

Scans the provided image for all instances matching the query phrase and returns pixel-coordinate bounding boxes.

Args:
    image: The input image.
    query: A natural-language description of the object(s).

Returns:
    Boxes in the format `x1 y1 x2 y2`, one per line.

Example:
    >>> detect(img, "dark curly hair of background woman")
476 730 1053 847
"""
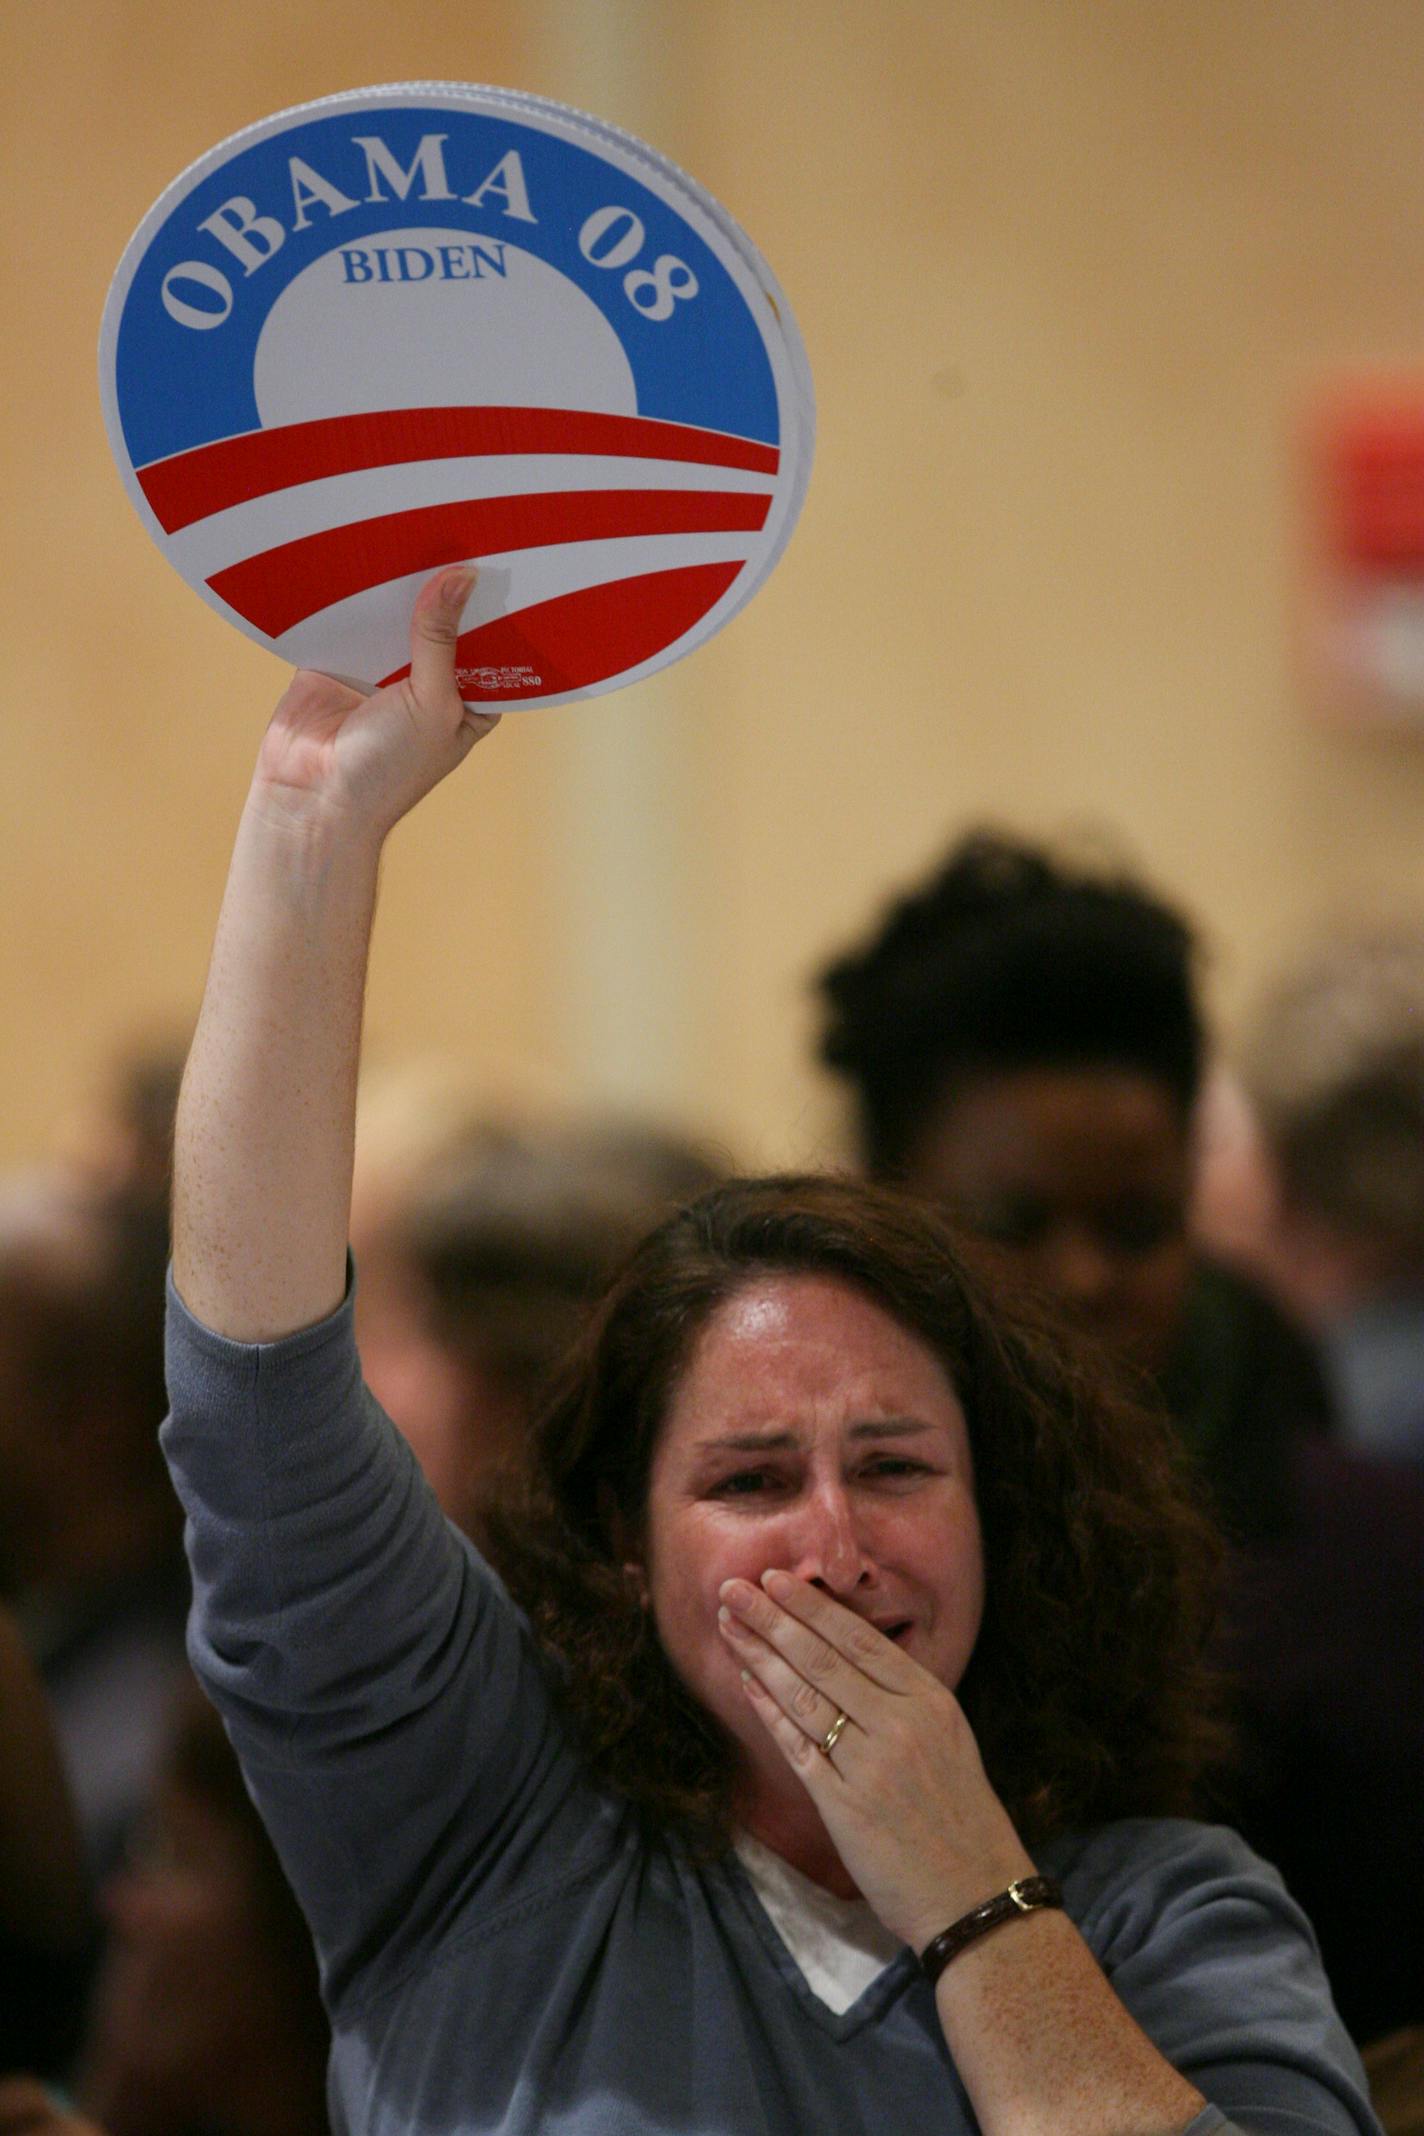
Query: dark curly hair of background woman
816 833 1205 1177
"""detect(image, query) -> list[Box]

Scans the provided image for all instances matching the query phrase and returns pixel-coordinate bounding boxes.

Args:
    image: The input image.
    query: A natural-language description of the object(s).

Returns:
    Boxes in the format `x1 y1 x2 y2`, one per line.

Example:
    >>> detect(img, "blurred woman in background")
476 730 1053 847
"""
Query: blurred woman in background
817 829 1424 2053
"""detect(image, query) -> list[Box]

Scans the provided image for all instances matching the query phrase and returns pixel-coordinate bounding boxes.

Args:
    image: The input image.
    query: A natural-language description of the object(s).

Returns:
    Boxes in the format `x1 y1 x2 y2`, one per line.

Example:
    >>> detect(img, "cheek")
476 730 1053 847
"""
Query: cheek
645 1510 788 1678
959 1514 987 1637
1151 1240 1193 1306
650 1509 764 1613
907 1497 985 1680
1123 1246 1192 1345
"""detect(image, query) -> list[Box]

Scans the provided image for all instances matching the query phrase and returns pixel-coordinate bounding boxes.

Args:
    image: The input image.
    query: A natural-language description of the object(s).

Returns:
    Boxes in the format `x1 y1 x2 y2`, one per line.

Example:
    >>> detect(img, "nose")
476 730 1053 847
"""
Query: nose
785 1479 871 1596
1043 1223 1120 1313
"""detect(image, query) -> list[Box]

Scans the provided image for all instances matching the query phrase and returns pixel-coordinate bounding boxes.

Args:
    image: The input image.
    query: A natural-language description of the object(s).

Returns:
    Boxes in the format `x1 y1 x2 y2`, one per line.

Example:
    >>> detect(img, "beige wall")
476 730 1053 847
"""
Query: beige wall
5 0 1424 1172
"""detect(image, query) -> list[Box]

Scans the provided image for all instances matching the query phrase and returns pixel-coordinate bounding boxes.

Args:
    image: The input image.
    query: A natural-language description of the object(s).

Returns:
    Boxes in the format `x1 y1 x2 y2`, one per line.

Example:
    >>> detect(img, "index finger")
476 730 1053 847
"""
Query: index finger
758 1569 923 1695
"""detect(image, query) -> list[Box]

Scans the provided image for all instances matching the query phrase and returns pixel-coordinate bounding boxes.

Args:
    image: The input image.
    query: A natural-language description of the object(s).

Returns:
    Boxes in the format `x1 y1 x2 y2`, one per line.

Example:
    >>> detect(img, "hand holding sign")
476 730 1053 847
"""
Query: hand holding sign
100 84 814 709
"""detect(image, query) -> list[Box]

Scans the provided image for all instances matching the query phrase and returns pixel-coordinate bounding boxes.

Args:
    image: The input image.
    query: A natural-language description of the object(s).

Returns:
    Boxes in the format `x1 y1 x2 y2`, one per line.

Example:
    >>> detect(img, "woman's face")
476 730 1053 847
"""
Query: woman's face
903 1066 1193 1375
640 1274 983 1807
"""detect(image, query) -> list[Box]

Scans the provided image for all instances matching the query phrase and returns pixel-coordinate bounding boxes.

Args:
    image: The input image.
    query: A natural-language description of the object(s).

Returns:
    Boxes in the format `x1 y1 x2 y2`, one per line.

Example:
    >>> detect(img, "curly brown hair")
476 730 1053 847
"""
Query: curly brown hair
484 1173 1229 1854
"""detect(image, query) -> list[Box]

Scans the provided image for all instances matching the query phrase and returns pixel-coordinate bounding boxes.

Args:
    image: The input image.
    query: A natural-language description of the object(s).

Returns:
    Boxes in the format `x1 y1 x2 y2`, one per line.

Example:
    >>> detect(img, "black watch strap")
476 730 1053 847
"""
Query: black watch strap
918 1875 1065 1987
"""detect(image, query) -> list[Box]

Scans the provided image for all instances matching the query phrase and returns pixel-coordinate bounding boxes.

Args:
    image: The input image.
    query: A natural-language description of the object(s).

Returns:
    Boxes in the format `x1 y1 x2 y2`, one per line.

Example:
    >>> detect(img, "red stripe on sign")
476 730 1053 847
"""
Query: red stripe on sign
209 490 771 637
138 408 781 532
380 560 745 697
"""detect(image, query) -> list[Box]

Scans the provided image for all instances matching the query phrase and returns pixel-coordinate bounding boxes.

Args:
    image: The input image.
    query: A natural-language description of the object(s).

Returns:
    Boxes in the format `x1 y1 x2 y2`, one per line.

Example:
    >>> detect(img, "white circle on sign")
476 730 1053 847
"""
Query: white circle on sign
253 228 637 427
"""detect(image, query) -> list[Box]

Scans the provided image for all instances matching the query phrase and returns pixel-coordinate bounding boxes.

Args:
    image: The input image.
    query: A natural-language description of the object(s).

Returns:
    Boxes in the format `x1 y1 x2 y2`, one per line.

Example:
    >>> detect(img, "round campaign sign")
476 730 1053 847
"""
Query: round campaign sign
99 83 814 708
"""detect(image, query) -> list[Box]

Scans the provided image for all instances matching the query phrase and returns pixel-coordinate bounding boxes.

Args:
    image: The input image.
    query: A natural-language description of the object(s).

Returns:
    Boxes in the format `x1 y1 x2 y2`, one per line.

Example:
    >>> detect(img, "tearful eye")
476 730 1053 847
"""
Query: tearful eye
863 1457 931 1484
711 1470 774 1498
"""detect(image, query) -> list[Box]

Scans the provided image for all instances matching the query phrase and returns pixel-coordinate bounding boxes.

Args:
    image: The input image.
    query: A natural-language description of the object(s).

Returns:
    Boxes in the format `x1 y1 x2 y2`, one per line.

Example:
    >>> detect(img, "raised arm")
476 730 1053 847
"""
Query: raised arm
172 568 495 1342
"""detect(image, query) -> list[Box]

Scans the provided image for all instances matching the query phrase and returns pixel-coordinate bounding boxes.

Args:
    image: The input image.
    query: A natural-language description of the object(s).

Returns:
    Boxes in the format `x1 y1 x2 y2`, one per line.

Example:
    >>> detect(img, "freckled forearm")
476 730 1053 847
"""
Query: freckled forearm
172 793 384 1341
934 1907 1206 2136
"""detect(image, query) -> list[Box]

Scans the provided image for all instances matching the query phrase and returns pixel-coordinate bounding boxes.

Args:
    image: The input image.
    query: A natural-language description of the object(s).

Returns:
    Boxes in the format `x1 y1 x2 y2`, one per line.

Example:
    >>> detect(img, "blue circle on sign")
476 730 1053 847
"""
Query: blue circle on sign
100 84 814 708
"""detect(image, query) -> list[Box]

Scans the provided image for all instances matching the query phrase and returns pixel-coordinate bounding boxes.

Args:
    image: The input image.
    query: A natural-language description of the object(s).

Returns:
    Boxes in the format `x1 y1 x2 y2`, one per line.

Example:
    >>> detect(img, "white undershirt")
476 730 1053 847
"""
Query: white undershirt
733 1831 906 2014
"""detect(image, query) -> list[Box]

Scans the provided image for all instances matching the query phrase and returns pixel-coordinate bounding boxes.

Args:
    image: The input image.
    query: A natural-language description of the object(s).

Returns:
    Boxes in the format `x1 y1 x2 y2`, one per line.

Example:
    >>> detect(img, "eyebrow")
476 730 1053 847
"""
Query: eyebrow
692 1418 938 1454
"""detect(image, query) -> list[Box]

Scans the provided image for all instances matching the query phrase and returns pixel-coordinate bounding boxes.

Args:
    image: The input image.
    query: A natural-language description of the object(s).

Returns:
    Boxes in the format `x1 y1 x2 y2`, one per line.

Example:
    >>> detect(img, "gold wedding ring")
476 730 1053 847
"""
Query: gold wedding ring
819 1709 849 1757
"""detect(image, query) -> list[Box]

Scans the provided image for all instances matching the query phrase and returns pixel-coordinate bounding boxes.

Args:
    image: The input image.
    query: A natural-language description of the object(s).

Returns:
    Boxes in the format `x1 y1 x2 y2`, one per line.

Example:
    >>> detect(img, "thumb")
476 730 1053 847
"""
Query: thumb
407 565 476 705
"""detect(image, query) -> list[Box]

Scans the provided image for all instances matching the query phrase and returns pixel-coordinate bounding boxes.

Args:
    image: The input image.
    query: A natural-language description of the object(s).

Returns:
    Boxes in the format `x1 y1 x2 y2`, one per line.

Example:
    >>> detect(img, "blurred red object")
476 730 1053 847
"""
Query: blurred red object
1303 383 1424 731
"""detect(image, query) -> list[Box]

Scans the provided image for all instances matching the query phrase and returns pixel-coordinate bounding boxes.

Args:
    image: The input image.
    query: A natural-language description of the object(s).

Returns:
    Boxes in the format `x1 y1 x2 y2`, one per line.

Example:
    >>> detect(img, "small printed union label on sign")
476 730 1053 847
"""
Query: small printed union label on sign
99 83 815 708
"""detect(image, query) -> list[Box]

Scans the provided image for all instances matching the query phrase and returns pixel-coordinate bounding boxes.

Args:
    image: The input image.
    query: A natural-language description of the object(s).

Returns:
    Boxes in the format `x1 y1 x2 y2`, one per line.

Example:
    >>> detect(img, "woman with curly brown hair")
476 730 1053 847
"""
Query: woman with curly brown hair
162 573 1378 2136
485 1171 1227 1862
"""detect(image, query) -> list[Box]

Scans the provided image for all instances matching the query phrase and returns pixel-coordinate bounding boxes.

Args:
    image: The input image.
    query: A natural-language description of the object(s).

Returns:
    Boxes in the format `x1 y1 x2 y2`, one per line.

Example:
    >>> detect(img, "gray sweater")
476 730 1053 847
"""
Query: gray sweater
162 1276 1381 2136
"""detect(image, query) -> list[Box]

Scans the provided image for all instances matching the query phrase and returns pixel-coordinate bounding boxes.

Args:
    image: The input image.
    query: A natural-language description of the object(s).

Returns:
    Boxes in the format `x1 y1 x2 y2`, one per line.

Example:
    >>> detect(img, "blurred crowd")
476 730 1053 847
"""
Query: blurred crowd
1 832 1421 2134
